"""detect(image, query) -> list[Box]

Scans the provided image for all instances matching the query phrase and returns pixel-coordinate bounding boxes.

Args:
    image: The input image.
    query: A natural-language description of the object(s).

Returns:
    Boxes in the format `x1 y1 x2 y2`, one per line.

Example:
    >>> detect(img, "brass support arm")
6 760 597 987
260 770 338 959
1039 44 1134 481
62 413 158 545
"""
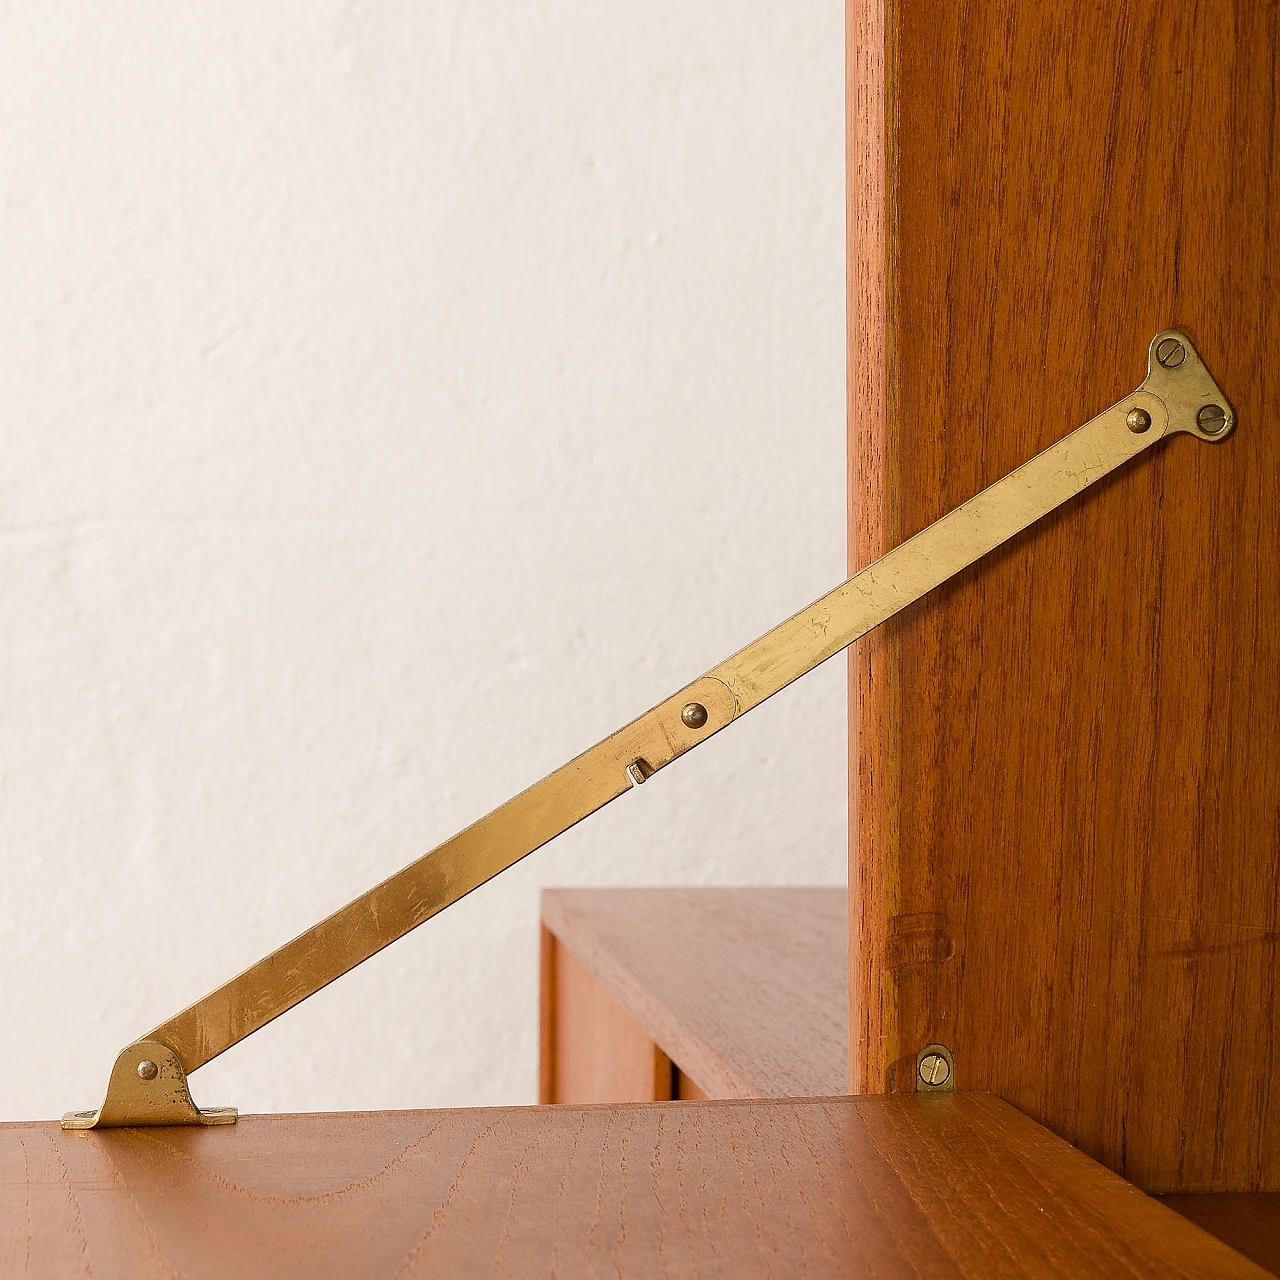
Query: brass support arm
62 329 1234 1129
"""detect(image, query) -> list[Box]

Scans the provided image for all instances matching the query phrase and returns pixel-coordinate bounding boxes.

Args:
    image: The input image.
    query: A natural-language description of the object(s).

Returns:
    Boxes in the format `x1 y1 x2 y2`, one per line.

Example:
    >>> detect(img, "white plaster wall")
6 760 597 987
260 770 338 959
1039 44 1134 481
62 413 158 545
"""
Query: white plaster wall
0 2 845 1120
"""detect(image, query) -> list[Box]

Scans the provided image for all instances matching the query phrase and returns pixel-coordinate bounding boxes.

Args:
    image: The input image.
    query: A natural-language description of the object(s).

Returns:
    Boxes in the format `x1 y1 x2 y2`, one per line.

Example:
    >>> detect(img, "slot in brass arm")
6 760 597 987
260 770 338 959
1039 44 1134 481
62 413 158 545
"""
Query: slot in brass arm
62 329 1234 1129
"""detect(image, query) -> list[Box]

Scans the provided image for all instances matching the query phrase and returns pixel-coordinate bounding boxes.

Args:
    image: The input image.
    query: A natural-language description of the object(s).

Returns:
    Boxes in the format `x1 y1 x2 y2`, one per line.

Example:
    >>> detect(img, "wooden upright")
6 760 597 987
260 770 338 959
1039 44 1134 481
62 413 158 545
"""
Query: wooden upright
848 0 1279 1192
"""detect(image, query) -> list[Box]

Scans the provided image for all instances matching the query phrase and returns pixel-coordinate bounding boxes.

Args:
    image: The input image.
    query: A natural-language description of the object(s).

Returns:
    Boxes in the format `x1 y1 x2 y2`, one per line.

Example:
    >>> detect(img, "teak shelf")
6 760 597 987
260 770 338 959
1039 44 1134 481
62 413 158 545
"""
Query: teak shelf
1 1095 1267 1278
540 886 847 1103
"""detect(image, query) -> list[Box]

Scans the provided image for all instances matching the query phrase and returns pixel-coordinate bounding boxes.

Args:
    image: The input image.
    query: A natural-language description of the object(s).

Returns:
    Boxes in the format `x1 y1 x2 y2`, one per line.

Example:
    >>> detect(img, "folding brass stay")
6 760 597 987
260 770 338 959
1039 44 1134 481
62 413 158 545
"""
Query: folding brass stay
62 329 1235 1130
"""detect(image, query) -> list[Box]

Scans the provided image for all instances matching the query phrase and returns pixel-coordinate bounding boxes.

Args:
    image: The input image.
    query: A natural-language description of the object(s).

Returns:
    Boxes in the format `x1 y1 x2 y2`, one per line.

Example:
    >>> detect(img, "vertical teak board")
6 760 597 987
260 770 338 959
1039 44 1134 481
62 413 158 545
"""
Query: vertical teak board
848 0 1280 1192
538 927 673 1104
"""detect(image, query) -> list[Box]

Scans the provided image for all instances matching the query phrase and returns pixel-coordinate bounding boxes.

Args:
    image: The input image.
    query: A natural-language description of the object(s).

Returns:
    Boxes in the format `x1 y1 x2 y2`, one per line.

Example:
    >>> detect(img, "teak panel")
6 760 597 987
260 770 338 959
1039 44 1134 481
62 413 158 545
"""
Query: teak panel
542 887 847 1098
848 0 1280 1192
540 931 672 1104
0 1095 1266 1279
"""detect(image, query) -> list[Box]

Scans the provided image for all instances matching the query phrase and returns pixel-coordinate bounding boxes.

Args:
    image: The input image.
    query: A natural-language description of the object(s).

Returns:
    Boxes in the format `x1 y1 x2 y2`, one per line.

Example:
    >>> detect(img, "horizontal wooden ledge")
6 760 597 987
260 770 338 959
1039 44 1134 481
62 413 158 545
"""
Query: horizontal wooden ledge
1 1094 1263 1278
541 885 847 1098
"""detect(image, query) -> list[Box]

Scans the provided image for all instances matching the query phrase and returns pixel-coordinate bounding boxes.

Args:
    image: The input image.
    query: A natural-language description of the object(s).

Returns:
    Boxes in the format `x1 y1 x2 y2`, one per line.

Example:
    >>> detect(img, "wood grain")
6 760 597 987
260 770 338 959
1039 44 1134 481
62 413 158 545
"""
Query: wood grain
542 934 673 1104
1 1094 1266 1279
542 887 847 1098
1162 1195 1280 1276
847 0 1280 1192
538 923 556 1103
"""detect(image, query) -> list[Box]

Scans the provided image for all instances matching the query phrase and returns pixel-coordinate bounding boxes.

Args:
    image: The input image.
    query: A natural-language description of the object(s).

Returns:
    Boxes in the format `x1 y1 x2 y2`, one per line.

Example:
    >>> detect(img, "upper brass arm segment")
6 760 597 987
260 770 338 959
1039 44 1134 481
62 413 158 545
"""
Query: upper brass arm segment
62 328 1233 1129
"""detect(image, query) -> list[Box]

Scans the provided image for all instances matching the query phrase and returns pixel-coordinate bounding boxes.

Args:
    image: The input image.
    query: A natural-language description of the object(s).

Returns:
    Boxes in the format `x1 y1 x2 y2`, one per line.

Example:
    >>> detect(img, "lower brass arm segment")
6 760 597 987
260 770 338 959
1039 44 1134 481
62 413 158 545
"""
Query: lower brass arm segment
62 328 1234 1129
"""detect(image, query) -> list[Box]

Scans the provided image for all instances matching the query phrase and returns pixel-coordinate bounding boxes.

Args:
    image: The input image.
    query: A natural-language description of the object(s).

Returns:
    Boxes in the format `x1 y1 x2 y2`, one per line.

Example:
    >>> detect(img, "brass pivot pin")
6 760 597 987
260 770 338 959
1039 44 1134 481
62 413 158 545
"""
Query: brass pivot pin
63 329 1235 1130
681 702 709 729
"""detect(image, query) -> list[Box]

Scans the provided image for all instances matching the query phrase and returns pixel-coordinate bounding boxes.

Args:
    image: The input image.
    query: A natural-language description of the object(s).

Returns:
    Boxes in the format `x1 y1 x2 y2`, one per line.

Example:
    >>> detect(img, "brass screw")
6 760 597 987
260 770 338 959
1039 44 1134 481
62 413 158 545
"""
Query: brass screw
1155 337 1186 368
137 1060 159 1081
918 1052 950 1087
1125 408 1152 433
1197 404 1227 435
681 702 708 729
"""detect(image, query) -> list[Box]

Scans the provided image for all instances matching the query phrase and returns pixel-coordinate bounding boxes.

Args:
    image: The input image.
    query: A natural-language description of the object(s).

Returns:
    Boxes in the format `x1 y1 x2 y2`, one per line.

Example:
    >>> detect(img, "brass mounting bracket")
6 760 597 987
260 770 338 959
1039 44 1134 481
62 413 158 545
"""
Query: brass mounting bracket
62 329 1234 1130
62 1041 236 1129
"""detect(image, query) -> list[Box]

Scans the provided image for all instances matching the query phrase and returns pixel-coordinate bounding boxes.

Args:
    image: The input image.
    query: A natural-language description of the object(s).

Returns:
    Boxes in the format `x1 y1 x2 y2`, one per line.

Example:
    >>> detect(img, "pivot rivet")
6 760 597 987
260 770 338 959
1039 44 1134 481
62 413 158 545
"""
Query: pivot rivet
137 1060 159 1081
681 702 709 729
1126 408 1152 433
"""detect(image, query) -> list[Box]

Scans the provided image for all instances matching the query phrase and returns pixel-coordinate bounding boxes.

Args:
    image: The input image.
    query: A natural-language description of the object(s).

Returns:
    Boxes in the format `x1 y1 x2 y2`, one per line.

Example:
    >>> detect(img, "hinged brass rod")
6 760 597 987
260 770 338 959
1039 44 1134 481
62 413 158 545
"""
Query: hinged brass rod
62 328 1234 1129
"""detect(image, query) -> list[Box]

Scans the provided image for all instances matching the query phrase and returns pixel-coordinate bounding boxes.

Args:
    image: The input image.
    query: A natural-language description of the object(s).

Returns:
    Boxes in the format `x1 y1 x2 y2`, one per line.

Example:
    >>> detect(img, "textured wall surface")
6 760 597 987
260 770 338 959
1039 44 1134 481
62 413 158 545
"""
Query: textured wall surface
0 2 845 1119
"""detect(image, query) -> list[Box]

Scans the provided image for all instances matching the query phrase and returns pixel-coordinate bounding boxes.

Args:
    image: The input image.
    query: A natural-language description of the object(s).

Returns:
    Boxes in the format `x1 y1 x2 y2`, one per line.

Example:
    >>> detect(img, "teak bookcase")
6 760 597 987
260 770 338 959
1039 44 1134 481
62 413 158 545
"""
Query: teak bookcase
4 4 1277 1276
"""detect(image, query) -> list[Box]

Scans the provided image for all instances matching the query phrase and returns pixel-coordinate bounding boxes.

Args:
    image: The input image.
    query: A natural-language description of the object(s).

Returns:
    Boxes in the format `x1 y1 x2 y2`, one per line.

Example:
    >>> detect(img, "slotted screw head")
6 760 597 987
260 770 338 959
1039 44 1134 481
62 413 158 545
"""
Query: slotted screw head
1156 337 1186 368
1197 404 1227 435
918 1052 951 1087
